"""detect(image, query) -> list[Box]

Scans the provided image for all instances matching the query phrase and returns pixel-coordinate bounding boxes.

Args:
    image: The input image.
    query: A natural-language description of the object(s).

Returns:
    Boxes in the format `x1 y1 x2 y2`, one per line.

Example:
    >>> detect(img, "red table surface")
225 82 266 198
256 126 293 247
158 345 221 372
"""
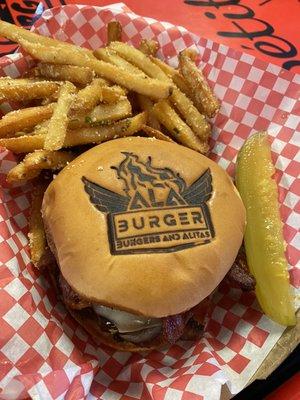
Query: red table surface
0 0 299 399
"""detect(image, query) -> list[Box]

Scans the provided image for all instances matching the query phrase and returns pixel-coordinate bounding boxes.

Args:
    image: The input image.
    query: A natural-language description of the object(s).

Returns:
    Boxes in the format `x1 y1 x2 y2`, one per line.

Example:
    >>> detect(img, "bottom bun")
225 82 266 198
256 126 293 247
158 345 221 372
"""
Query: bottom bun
66 305 166 352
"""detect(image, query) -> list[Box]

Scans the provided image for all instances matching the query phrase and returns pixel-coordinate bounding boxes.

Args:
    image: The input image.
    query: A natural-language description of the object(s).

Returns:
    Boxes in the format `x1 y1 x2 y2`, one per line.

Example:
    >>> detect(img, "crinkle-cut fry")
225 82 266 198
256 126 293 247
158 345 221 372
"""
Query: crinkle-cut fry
44 82 77 151
138 39 159 56
179 53 220 118
36 63 95 85
0 134 45 153
141 125 174 143
69 99 132 129
0 19 94 58
136 94 161 131
29 181 49 269
109 41 167 80
150 57 191 96
153 100 209 154
94 47 146 76
70 78 107 115
0 113 147 151
0 79 60 102
0 104 54 138
18 39 173 100
7 149 75 182
107 21 122 44
120 46 211 141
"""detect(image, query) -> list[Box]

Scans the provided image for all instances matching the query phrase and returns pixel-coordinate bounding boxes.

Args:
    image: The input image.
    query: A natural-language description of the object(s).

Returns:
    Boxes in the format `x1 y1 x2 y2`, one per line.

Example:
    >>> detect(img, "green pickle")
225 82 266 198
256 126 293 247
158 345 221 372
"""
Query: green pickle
236 132 296 326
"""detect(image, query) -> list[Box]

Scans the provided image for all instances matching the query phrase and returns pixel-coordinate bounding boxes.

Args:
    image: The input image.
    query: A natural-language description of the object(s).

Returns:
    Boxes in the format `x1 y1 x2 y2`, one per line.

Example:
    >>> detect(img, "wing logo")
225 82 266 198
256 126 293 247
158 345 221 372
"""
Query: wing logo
82 152 215 254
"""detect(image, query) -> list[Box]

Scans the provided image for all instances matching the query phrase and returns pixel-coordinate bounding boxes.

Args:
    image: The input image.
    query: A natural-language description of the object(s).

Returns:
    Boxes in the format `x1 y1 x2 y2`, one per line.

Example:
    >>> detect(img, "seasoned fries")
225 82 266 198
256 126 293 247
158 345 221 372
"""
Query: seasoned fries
139 39 159 56
141 125 174 143
171 88 211 141
150 56 191 97
107 21 122 44
0 104 54 138
0 113 147 152
35 63 95 85
0 19 94 59
88 99 132 124
18 39 173 100
137 94 161 130
94 48 145 76
0 78 60 102
109 41 167 80
109 42 210 144
179 53 220 118
7 150 74 182
64 112 147 147
44 82 76 151
29 182 49 269
153 100 209 153
0 135 45 153
70 78 106 115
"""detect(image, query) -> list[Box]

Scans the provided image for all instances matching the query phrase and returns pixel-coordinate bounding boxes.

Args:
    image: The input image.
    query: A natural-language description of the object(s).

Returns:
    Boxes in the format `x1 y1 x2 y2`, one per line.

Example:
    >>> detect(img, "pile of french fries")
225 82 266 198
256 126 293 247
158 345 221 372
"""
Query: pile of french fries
0 20 220 269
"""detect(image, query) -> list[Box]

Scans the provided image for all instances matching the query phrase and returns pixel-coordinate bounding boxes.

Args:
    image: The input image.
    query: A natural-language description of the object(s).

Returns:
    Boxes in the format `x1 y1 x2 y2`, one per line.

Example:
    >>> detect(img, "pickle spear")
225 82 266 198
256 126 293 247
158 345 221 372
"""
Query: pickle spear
236 132 296 326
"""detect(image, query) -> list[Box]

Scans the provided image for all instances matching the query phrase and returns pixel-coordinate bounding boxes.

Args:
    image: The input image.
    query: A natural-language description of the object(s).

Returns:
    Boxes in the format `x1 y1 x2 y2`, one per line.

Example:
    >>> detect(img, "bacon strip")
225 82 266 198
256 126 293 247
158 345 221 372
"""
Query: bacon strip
226 248 256 291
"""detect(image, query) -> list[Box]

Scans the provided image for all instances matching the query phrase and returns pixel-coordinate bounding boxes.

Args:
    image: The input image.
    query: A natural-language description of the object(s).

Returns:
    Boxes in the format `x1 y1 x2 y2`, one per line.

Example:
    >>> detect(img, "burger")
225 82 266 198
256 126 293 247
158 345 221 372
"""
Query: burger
42 137 251 352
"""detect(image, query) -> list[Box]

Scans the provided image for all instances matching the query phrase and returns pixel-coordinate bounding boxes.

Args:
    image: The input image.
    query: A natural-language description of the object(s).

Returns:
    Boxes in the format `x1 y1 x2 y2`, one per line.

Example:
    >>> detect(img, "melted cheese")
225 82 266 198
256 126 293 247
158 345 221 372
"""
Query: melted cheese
93 304 162 333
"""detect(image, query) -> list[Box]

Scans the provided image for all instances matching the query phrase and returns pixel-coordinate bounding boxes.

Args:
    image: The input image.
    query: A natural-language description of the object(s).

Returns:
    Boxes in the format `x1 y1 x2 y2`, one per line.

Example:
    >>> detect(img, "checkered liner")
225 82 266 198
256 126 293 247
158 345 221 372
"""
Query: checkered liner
0 3 299 400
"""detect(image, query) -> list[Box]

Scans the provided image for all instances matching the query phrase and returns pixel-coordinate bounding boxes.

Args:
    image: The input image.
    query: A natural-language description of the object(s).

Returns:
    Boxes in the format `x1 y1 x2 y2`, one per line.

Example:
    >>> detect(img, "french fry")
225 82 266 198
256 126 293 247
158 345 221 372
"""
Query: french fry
7 163 40 182
44 82 76 151
179 53 220 118
29 181 49 269
24 149 74 170
181 48 198 61
17 39 173 100
141 125 174 143
115 45 210 140
153 100 209 153
94 48 145 76
0 113 147 152
0 135 45 153
7 149 74 182
0 104 54 138
70 78 107 115
139 39 159 56
109 41 166 80
87 98 132 124
0 19 94 59
100 85 127 103
63 112 147 147
171 88 211 141
36 63 95 85
0 78 60 102
137 94 161 131
150 57 191 97
107 21 122 44
69 99 132 129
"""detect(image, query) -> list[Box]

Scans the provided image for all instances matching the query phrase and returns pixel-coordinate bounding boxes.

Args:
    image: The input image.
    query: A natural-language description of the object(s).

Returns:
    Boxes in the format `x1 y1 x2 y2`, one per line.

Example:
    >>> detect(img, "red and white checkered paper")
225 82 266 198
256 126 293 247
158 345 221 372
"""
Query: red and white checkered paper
0 3 299 399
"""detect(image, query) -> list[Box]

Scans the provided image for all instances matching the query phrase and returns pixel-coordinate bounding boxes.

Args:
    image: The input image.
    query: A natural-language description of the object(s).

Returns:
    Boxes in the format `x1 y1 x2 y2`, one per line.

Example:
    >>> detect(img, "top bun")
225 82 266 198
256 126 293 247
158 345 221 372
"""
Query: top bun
42 137 245 317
